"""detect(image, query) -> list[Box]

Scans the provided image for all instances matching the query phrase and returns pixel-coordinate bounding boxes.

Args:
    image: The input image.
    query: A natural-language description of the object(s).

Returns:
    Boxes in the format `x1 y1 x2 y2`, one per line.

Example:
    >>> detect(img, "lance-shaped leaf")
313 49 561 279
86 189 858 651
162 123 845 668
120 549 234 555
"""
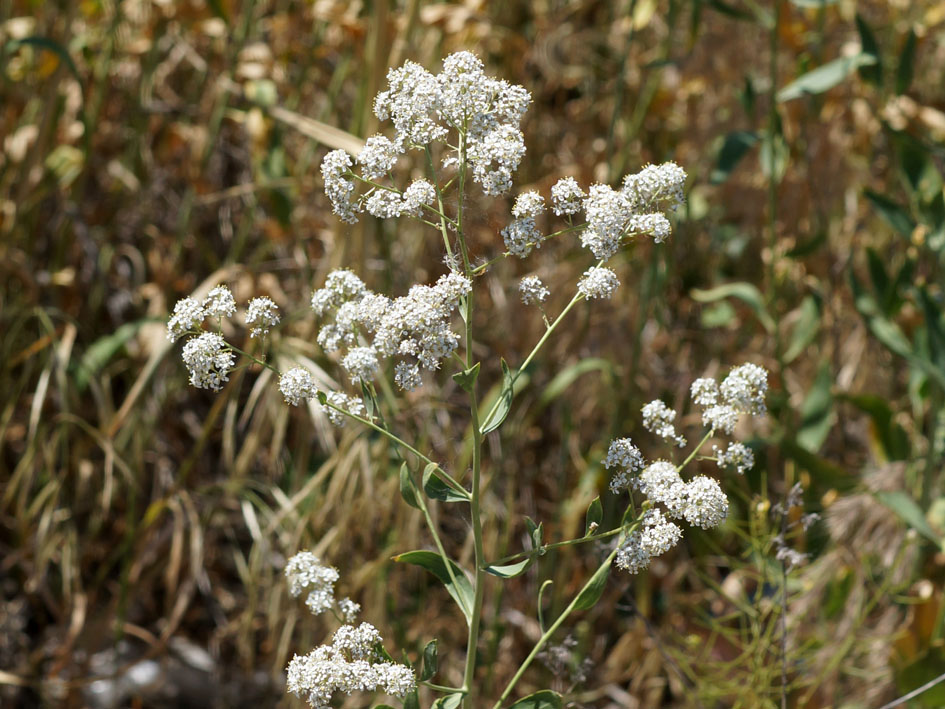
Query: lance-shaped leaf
393 551 474 625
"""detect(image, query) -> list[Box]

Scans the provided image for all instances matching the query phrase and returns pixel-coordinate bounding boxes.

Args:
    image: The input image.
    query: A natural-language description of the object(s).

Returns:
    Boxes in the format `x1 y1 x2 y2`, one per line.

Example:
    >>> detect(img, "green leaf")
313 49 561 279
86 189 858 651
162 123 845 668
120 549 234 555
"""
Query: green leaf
777 53 876 102
779 438 858 492
855 13 882 85
452 362 480 392
432 694 464 709
399 464 422 510
73 320 149 392
480 358 514 434
783 295 821 364
797 361 835 453
420 639 438 681
574 558 613 611
538 358 612 407
896 29 918 95
508 690 564 709
876 490 944 549
316 390 328 406
6 37 83 87
865 189 916 237
788 0 837 6
403 692 420 709
840 394 910 461
710 131 759 184
361 380 375 419
691 282 775 332
422 463 470 502
393 551 474 625
484 558 533 579
525 516 543 550
584 497 603 536
537 580 554 633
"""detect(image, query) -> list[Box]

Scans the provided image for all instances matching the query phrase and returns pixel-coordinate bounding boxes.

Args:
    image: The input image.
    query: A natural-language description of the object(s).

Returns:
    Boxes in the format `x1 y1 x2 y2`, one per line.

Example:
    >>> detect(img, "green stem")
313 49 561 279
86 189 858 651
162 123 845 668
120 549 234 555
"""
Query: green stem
493 546 620 708
426 146 456 261
677 429 714 472
486 527 624 567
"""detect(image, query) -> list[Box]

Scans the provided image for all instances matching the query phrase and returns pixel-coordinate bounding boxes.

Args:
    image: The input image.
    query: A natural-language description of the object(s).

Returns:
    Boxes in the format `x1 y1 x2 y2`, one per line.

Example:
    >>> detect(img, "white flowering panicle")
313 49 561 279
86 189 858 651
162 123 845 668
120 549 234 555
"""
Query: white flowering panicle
642 400 687 447
322 391 365 427
616 509 683 574
692 363 768 434
638 461 687 517
519 275 550 305
621 161 687 211
502 217 542 258
321 149 359 224
682 476 729 529
245 296 280 338
181 332 234 391
577 267 619 299
280 368 316 406
512 191 545 219
204 285 237 319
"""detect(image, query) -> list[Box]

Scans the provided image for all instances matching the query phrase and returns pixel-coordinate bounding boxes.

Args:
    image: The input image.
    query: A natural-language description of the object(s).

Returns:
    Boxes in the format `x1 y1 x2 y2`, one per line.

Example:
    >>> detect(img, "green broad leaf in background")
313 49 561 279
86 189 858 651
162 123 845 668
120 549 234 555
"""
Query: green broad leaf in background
783 295 821 364
393 551 474 625
538 358 612 408
876 490 944 550
422 463 470 502
840 394 910 461
6 36 83 87
864 189 916 238
484 558 533 579
480 358 514 434
508 690 564 709
797 361 835 453
574 557 613 611
710 131 759 184
855 13 882 85
432 694 464 709
788 0 837 6
584 497 603 536
691 282 775 332
420 639 438 681
896 29 917 95
73 320 150 392
399 464 422 510
777 53 877 102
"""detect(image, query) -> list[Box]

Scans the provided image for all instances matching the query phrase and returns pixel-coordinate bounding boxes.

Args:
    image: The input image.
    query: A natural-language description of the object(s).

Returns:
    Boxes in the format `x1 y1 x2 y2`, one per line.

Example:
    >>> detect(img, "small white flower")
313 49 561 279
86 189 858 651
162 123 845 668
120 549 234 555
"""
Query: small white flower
401 179 436 217
167 297 206 341
324 391 364 427
284 551 340 615
628 212 672 243
683 476 729 529
365 188 404 219
577 267 619 299
512 190 545 219
321 149 359 223
703 404 739 434
518 275 549 305
341 346 379 385
312 269 368 316
604 438 645 493
357 134 400 180
621 161 687 211
501 217 542 258
721 363 768 416
280 367 316 406
715 442 755 475
338 598 361 624
394 361 422 391
638 461 686 517
204 285 237 319
641 400 687 447
181 332 234 391
551 177 585 216
690 378 719 407
245 296 280 338
581 184 633 259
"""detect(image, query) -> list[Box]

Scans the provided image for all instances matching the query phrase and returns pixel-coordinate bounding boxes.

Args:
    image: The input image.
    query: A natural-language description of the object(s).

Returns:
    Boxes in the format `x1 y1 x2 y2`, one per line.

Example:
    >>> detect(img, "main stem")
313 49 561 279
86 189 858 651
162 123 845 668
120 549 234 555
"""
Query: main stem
453 131 487 706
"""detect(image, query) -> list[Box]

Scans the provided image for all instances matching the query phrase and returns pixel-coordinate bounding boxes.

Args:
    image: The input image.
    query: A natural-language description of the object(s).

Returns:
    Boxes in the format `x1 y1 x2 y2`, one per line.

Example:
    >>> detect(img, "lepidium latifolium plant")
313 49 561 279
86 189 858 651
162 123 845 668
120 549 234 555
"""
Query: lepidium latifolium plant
168 52 769 708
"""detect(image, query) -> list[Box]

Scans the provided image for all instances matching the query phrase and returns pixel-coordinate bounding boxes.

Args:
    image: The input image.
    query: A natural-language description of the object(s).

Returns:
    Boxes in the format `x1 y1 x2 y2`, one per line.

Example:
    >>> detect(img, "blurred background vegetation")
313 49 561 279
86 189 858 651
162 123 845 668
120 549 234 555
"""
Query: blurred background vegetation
3 0 945 707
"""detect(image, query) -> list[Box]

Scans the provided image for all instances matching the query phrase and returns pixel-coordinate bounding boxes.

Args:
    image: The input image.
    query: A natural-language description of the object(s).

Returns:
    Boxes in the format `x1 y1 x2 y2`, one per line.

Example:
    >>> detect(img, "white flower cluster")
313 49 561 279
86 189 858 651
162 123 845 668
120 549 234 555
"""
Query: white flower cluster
286 624 416 709
280 367 317 406
311 269 472 391
321 51 532 226
168 285 285 392
691 363 768 434
325 391 365 427
284 552 414 708
519 275 549 305
715 441 755 475
245 296 280 338
641 400 687 447
605 363 769 575
577 266 619 299
550 177 585 216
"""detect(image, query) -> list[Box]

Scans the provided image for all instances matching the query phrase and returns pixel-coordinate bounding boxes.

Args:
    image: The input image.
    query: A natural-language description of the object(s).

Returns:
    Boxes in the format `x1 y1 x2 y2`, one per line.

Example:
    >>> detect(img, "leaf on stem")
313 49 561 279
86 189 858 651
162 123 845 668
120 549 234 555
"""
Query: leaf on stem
691 282 775 332
573 558 613 611
422 462 470 502
399 464 422 510
393 550 474 625
508 690 564 708
480 358 514 434
777 53 877 102
452 362 480 392
432 694 463 709
420 639 438 681
584 497 603 536
484 558 533 579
